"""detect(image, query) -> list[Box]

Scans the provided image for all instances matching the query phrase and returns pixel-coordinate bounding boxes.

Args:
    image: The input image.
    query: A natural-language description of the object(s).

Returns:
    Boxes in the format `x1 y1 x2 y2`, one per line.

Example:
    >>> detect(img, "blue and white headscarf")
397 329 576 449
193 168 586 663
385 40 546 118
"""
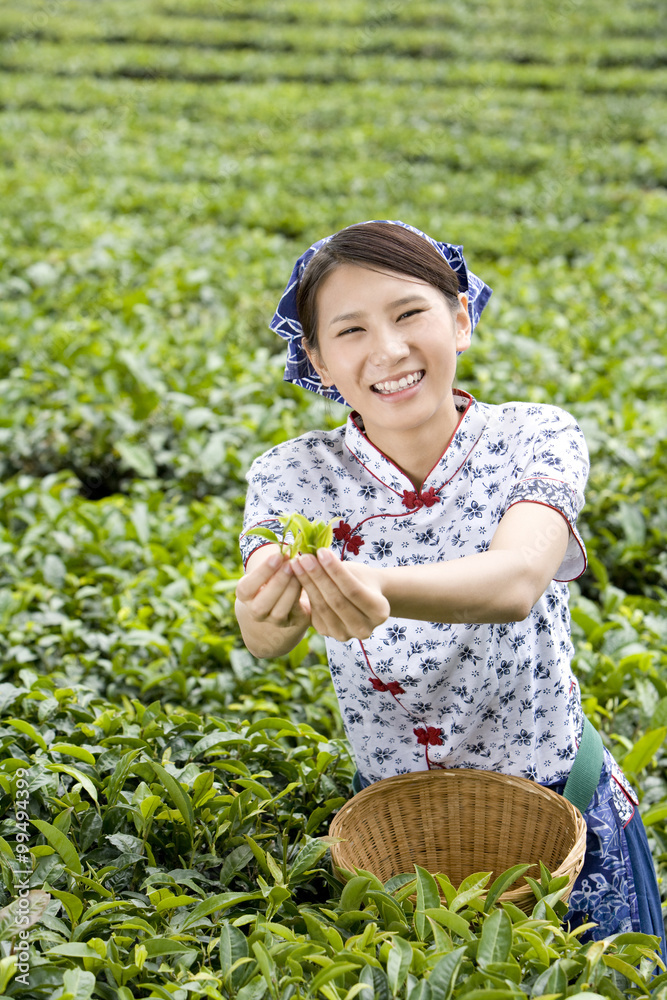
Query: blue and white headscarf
270 220 493 406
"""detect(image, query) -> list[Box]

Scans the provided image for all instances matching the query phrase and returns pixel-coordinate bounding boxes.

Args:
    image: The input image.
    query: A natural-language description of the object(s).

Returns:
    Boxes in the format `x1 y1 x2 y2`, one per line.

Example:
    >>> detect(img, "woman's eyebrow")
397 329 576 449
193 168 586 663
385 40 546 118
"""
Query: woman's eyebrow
328 295 430 327
329 309 364 326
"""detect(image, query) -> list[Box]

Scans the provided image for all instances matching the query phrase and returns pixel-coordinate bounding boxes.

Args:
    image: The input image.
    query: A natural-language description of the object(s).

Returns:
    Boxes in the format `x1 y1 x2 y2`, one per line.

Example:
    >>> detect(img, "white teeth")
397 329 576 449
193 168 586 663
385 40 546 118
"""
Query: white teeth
373 371 424 394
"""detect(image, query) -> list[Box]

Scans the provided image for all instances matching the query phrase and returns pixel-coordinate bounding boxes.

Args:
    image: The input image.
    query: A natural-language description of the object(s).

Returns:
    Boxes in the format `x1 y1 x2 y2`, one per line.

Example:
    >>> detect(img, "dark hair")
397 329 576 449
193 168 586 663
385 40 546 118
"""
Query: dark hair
296 222 462 352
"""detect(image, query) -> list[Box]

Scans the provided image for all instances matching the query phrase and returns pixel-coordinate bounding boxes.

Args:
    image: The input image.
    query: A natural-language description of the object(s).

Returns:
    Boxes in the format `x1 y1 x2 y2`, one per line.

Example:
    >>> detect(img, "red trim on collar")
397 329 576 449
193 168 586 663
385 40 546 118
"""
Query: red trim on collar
344 389 476 496
421 389 473 484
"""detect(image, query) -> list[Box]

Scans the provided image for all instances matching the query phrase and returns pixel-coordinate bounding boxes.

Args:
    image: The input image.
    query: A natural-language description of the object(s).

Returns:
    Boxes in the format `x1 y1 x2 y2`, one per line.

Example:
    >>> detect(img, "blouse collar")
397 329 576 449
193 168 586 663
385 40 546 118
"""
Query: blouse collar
344 390 489 498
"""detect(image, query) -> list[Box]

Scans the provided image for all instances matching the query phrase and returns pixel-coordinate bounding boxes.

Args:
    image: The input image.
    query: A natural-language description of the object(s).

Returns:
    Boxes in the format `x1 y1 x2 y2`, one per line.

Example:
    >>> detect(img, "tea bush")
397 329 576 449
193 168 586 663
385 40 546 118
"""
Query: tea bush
0 680 664 998
0 0 666 994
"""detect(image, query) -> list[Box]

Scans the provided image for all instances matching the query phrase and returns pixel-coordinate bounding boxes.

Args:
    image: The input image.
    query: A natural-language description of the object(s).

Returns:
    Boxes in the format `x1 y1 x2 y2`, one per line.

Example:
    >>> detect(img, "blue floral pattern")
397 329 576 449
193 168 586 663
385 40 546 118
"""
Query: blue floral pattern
241 391 589 785
564 749 639 937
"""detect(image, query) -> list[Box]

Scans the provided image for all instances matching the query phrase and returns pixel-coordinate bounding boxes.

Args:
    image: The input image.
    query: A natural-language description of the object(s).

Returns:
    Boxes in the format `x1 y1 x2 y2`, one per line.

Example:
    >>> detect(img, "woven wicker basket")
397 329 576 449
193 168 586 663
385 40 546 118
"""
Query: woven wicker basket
329 769 587 913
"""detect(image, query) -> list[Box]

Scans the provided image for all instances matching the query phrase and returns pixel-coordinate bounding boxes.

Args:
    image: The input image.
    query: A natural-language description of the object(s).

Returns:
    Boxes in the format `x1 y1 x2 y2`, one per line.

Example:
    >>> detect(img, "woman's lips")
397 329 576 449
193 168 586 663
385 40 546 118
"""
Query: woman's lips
371 370 425 395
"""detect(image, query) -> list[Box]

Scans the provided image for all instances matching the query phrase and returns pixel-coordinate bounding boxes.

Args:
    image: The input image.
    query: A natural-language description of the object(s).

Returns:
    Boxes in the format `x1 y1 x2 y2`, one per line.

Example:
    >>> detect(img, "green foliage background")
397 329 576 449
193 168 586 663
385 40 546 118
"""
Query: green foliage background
0 0 666 997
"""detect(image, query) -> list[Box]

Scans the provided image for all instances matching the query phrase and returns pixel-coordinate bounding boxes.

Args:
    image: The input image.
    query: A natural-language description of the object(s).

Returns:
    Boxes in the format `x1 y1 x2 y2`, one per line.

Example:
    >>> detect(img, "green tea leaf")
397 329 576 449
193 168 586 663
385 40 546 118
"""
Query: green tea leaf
271 512 340 555
219 845 254 887
180 892 263 929
245 717 301 736
288 838 331 882
48 888 84 926
530 959 568 997
7 718 47 751
415 864 440 940
428 946 467 1000
415 865 440 910
61 968 96 1000
156 894 196 912
450 872 492 912
476 908 513 968
246 526 282 545
129 500 150 544
43 553 67 589
424 908 473 940
367 889 408 927
309 960 361 994
339 876 371 912
359 965 389 1000
0 890 51 937
115 440 157 477
315 520 335 549
387 936 413 994
49 744 97 766
220 921 249 988
46 763 99 805
407 983 432 1000
565 994 609 1000
143 939 199 959
514 926 552 967
31 819 82 874
46 943 102 959
483 864 532 912
602 954 650 990
622 727 667 775
148 760 194 837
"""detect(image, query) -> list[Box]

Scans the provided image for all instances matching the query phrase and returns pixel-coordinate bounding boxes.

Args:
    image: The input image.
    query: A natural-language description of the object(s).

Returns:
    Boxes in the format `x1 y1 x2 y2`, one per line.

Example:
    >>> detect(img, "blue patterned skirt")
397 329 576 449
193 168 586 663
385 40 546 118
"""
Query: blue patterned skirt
549 748 665 958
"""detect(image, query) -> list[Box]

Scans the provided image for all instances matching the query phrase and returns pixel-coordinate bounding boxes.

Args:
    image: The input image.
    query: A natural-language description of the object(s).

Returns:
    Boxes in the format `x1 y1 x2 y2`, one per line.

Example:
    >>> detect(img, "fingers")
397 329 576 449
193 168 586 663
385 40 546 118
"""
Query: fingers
237 544 390 640
292 549 389 641
235 550 283 601
236 551 308 628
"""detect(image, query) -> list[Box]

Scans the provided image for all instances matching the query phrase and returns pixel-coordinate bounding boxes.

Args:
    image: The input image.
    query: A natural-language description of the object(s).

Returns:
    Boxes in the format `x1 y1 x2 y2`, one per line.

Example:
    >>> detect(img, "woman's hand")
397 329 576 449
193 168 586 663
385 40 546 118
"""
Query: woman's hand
236 548 311 631
235 547 312 658
291 549 390 641
236 544 389 650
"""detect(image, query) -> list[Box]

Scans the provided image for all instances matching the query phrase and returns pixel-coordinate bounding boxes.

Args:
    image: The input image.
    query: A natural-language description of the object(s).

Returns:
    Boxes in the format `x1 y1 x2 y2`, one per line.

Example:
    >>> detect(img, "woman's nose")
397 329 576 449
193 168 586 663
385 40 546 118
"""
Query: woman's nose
368 328 410 368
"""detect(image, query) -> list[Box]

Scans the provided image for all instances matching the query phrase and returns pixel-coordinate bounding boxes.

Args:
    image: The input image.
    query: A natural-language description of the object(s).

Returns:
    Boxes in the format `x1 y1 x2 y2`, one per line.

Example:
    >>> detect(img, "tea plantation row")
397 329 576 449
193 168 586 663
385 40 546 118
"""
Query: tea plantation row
0 0 666 996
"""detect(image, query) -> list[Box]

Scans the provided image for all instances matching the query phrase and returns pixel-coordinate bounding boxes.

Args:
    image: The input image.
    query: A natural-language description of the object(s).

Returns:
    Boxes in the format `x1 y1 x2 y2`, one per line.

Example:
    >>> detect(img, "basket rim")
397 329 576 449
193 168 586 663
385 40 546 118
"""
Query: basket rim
329 768 587 899
332 767 583 806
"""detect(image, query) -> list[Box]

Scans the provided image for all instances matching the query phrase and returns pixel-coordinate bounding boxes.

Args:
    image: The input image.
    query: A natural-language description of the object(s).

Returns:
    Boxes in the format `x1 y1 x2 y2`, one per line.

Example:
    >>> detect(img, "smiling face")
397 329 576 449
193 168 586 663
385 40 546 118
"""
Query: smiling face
305 263 472 461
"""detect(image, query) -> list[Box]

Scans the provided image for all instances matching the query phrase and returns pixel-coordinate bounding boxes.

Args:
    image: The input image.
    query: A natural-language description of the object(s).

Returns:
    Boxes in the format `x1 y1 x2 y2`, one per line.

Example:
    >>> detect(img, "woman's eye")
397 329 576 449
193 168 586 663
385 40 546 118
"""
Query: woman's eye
337 326 363 336
398 309 423 321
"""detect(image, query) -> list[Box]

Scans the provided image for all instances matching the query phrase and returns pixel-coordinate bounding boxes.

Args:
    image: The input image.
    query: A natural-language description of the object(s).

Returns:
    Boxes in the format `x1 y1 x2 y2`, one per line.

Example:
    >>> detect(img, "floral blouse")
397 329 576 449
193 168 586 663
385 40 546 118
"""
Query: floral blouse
240 390 591 785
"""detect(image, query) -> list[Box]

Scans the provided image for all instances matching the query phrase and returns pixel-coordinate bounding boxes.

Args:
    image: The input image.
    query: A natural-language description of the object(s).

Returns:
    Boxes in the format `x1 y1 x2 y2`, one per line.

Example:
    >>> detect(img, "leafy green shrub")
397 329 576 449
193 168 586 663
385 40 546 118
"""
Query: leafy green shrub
0 0 666 994
0 682 663 998
0 473 340 733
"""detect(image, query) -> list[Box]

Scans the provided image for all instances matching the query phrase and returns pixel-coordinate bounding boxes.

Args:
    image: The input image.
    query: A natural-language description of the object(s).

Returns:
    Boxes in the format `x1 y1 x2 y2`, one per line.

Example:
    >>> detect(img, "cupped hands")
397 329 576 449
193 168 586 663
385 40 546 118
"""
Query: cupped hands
291 548 390 641
235 548 311 632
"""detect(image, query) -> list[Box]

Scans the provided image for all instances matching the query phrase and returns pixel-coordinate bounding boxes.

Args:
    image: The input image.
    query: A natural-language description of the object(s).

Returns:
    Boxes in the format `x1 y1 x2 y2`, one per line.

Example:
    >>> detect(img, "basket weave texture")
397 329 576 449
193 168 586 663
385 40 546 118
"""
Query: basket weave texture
329 769 587 913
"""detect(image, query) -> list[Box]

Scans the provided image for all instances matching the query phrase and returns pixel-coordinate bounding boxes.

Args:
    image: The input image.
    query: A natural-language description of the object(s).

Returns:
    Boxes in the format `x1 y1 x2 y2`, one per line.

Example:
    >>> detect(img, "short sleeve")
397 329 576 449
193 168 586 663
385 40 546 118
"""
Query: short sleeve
239 455 285 567
503 406 589 581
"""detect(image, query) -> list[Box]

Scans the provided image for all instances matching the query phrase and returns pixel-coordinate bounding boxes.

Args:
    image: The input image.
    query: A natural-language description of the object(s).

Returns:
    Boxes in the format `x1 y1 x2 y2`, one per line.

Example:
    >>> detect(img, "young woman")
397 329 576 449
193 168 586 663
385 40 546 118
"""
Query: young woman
235 220 665 950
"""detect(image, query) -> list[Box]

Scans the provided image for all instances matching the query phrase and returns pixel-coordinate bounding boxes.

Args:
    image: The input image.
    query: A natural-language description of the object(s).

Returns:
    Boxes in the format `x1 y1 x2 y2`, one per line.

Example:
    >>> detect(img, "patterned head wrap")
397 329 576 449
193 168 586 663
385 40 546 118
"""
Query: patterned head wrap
270 219 492 405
